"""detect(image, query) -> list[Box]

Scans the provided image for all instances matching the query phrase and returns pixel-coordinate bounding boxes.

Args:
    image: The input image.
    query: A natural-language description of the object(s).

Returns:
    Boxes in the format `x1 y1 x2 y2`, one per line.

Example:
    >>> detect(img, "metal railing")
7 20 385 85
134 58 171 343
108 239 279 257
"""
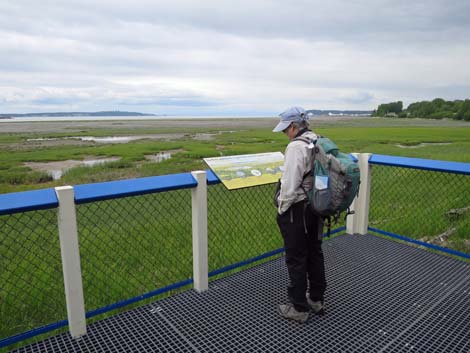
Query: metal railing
0 170 289 349
1 153 469 350
368 154 470 258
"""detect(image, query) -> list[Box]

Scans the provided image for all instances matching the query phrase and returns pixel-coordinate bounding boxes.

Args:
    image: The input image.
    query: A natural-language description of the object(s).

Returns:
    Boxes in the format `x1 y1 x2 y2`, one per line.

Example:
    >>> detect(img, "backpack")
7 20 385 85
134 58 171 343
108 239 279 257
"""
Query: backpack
294 136 360 235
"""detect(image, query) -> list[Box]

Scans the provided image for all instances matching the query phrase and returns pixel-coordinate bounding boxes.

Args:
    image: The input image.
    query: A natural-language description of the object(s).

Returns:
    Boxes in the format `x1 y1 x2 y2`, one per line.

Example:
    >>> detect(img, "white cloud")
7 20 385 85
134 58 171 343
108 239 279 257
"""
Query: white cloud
0 0 469 114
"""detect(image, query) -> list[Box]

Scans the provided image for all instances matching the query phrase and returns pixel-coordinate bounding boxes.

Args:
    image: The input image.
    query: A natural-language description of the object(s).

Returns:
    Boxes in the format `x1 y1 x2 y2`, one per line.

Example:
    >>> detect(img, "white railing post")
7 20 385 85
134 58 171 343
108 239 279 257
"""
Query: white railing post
55 186 86 338
346 153 359 234
191 171 208 292
354 153 372 235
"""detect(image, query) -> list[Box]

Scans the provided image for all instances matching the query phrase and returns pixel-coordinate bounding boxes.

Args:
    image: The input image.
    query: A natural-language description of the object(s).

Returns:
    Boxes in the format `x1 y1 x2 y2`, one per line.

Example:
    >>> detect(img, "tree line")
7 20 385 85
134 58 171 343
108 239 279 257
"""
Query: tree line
372 98 470 121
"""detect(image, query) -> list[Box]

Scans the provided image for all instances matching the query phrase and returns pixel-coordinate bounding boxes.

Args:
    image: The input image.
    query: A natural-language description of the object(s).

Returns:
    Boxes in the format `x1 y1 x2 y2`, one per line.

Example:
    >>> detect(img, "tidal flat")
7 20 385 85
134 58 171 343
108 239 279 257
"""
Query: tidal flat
2 115 470 134
1 116 470 195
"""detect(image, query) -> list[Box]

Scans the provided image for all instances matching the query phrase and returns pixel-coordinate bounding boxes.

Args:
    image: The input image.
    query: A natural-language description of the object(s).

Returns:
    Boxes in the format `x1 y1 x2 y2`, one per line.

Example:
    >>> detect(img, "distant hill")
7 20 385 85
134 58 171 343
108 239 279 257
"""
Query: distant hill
0 109 373 118
307 109 372 116
0 111 155 118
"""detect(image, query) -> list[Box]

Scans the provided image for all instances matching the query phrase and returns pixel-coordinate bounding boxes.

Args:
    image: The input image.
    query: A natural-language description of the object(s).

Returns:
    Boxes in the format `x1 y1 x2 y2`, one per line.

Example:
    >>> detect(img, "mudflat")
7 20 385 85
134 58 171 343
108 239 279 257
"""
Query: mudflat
1 115 469 134
0 118 279 133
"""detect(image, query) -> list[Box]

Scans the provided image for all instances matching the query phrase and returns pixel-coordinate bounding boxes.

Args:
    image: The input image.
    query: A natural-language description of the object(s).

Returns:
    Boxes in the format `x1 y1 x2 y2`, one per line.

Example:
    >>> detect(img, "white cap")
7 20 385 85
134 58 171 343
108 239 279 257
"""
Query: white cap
273 106 308 132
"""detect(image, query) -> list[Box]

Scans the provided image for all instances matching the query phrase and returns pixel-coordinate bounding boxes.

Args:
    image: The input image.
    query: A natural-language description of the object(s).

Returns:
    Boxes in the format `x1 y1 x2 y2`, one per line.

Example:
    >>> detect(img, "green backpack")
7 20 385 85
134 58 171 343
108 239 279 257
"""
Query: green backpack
295 136 361 234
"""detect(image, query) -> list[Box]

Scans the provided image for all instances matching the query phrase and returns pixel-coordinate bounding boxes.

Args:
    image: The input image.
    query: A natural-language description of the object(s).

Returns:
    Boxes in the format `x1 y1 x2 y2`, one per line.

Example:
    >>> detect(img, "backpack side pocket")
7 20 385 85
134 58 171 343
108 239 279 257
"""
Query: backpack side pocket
313 186 331 213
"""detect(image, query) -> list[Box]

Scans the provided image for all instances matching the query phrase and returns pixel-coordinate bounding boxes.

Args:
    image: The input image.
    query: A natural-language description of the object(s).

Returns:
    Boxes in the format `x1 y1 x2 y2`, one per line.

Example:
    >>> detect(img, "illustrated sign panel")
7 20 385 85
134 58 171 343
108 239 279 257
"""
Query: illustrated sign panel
204 152 284 190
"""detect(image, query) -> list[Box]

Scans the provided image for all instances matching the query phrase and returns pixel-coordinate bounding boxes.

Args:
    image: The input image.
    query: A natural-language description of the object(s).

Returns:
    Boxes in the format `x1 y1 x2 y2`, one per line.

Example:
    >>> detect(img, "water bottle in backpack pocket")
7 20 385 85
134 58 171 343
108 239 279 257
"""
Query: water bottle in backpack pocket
312 165 331 213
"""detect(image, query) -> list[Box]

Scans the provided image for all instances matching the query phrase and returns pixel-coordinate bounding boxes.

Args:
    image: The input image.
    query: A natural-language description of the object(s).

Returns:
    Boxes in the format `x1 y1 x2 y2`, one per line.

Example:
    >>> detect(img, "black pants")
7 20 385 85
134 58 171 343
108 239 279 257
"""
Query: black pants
277 201 326 312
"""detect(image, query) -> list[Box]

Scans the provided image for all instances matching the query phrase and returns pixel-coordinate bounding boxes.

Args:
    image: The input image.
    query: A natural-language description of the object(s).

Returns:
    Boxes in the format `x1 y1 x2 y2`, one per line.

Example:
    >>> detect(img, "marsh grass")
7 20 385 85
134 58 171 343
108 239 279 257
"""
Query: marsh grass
1 123 469 193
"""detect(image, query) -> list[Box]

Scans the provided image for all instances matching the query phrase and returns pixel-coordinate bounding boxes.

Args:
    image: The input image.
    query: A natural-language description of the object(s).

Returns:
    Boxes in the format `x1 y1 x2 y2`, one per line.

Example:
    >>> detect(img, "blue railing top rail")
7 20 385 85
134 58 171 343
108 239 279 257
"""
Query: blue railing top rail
369 154 470 175
75 170 221 204
0 171 221 215
0 188 58 216
74 172 197 204
206 169 221 185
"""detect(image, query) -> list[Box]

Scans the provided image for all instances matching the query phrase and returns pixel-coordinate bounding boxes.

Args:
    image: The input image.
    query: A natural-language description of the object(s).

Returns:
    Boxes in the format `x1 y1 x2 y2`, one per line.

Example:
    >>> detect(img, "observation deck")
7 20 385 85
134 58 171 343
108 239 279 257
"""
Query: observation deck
13 233 470 352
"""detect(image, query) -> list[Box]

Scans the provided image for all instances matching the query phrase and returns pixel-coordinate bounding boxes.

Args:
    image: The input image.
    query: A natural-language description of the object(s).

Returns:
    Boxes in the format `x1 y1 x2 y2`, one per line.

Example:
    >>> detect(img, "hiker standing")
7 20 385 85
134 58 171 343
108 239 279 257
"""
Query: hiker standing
273 106 326 323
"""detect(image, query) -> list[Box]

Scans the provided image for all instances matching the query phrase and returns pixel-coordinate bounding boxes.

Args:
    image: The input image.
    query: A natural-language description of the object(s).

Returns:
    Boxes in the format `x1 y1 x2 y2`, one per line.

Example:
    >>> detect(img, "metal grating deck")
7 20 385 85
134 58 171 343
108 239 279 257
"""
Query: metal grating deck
11 234 470 352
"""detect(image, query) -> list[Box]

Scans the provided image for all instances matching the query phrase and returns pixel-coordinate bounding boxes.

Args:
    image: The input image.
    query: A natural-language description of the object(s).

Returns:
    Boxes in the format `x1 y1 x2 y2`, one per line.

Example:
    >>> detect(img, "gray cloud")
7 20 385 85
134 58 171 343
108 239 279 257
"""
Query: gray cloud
5 1 470 45
1 0 469 114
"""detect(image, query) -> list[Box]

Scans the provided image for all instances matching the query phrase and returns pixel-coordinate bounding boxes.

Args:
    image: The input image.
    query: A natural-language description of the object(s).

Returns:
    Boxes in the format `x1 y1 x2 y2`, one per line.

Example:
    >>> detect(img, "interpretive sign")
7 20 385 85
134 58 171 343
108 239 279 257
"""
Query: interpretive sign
204 152 284 190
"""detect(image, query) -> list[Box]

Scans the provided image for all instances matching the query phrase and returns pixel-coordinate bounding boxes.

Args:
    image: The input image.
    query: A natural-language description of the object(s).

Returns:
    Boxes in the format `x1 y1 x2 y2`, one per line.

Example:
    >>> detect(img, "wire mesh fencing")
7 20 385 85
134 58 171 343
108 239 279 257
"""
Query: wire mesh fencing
1 173 350 349
0 209 66 341
76 189 193 315
369 165 470 254
207 183 283 275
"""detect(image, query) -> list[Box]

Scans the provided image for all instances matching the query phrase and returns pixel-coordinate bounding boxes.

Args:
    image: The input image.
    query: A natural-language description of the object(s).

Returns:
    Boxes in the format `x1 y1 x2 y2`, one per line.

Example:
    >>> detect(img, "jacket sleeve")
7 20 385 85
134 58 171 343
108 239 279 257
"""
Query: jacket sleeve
277 143 305 215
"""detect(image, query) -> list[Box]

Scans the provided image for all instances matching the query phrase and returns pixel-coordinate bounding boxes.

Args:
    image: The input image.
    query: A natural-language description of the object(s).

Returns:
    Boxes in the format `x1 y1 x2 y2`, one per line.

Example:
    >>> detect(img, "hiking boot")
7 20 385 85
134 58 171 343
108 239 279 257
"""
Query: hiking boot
307 298 325 315
278 303 309 323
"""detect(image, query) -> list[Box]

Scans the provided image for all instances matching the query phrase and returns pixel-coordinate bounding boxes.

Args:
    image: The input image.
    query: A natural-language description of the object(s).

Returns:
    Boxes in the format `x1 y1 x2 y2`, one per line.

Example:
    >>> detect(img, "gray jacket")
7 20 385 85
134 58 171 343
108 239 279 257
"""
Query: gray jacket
277 130 317 215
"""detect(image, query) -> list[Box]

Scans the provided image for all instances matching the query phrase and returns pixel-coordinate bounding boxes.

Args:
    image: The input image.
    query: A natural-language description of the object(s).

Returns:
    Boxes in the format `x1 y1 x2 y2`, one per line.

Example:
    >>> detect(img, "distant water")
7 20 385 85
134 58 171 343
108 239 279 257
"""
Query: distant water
0 115 273 122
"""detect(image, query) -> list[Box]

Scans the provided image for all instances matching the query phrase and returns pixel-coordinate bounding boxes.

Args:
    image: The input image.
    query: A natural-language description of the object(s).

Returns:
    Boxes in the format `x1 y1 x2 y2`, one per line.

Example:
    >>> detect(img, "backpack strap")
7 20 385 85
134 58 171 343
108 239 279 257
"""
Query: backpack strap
325 216 331 237
292 136 323 219
291 136 316 192
292 135 316 147
292 136 318 180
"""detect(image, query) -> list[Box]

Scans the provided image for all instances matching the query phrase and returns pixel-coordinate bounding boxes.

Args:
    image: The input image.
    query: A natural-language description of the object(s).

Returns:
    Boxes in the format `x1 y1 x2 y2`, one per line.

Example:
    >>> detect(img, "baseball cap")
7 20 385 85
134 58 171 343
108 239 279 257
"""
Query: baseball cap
272 106 308 132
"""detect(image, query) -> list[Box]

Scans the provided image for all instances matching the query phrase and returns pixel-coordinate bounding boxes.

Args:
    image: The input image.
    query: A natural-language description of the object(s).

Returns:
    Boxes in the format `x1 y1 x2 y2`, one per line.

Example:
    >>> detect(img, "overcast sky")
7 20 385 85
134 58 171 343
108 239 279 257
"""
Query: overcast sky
1 0 469 115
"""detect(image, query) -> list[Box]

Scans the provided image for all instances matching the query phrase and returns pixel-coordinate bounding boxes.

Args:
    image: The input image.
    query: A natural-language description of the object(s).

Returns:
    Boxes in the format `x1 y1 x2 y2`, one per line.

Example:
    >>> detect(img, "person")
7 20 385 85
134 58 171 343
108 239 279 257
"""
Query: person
273 106 326 323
